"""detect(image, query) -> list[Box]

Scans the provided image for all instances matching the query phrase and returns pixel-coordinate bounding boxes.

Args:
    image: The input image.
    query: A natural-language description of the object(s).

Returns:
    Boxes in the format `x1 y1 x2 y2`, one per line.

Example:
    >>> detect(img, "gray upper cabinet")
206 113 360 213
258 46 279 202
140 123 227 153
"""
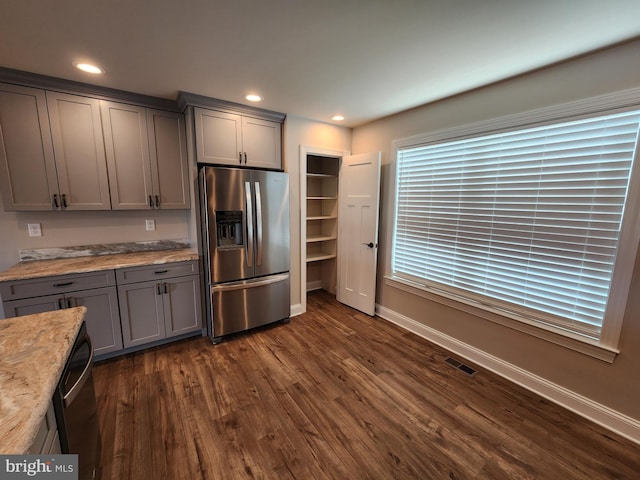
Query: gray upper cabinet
0 85 111 211
101 101 189 210
46 91 111 210
0 83 59 210
194 107 282 170
147 109 190 209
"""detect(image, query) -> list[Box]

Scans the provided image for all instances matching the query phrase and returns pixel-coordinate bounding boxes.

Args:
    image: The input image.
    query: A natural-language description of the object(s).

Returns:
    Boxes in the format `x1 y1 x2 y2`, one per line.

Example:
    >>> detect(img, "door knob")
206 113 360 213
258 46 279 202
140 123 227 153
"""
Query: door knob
362 242 375 248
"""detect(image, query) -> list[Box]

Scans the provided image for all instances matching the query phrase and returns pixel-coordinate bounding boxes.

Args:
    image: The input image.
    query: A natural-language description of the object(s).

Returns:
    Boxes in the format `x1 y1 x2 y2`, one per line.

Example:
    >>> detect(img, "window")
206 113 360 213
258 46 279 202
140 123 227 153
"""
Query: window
391 99 640 357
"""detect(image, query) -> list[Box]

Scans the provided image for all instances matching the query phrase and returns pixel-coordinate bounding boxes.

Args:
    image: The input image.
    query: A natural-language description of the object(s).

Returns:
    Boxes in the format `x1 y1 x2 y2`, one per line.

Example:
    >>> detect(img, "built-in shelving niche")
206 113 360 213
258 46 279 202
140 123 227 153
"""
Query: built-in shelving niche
305 154 340 294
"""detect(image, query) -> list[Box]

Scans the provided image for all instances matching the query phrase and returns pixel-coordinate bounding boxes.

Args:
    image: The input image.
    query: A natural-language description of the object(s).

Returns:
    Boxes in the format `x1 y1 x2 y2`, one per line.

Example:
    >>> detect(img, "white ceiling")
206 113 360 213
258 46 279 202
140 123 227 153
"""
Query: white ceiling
1 0 639 127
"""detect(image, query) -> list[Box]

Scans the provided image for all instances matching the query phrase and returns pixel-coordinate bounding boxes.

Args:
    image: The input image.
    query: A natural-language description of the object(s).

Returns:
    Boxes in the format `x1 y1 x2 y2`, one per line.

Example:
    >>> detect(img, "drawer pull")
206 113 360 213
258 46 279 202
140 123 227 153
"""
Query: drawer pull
53 281 74 288
154 270 169 275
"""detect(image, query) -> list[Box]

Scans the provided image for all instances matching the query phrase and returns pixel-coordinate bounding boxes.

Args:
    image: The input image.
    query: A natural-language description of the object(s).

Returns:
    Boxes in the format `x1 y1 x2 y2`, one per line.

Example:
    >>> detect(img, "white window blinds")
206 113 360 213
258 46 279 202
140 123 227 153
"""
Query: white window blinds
393 110 640 340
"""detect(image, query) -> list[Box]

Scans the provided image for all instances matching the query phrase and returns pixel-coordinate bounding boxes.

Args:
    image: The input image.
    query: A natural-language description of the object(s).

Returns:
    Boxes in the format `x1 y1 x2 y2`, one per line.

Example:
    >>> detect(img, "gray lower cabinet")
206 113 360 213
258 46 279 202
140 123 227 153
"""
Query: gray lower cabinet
28 402 61 455
0 261 202 356
117 261 202 348
0 271 123 357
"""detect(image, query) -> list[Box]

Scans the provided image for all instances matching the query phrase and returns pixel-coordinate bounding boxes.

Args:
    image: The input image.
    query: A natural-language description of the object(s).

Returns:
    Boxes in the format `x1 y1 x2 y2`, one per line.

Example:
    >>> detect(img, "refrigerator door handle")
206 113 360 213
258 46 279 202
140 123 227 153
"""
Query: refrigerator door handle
254 181 263 266
200 169 212 284
245 181 254 267
211 273 289 292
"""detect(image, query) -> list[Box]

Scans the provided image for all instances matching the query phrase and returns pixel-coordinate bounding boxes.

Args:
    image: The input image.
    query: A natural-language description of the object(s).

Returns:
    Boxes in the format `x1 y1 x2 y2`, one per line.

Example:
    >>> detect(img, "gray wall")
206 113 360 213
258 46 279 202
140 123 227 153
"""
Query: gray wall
351 38 640 420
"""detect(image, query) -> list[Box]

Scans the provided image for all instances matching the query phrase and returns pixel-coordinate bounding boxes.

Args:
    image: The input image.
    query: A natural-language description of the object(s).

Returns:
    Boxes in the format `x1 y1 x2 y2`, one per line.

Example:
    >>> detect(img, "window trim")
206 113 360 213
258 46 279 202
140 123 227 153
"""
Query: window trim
387 86 640 363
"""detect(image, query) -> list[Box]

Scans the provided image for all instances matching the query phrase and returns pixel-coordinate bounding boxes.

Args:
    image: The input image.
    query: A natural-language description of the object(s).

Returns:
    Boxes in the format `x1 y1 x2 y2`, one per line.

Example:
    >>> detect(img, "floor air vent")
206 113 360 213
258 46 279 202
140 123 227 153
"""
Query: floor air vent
445 356 477 377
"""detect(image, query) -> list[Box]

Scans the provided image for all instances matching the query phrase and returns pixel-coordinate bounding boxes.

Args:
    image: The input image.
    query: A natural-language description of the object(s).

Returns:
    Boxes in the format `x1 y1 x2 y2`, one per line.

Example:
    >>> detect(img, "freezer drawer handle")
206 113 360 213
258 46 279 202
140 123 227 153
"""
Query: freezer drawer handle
63 332 94 408
211 273 289 292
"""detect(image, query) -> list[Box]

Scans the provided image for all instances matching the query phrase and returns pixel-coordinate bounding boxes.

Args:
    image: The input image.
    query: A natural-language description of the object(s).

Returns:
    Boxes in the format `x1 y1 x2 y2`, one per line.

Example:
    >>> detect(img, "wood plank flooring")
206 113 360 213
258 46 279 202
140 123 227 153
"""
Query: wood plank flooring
93 291 640 479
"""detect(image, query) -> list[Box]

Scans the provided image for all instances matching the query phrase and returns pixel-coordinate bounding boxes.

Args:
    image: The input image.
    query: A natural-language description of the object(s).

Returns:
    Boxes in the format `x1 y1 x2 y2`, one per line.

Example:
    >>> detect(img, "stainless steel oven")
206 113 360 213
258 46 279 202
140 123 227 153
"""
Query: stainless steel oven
53 322 102 480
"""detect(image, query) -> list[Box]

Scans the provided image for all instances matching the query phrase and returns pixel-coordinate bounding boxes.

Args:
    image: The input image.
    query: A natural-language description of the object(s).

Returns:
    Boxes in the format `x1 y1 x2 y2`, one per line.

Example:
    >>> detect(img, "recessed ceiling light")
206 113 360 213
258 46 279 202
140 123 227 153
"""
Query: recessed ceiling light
332 115 345 121
73 62 105 74
246 94 262 102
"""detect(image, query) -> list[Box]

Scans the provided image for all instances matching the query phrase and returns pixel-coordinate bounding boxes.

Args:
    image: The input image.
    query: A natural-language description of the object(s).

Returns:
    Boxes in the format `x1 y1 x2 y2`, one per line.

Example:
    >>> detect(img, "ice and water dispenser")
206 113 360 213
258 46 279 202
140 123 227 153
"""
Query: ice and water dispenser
216 211 243 248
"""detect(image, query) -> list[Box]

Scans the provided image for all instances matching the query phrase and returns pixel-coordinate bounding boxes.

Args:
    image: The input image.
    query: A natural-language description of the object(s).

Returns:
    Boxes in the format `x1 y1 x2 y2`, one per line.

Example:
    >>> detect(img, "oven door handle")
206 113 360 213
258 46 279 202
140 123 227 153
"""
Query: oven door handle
63 332 94 408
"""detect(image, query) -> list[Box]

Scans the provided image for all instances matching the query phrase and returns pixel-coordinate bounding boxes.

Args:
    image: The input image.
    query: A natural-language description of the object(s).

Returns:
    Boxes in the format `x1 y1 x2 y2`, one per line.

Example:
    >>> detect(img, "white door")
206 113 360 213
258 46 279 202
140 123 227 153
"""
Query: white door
337 152 381 315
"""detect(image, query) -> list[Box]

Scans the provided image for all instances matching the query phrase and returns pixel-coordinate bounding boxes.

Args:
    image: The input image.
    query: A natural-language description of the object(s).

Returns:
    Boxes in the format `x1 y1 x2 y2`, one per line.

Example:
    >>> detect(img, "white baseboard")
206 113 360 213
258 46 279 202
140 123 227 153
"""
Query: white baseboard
306 280 323 292
290 303 304 317
375 304 640 446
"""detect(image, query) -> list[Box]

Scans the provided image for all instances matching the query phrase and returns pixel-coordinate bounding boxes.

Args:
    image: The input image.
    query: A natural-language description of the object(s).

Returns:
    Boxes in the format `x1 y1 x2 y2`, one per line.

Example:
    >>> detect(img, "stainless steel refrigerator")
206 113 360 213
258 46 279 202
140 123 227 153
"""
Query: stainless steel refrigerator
200 166 290 342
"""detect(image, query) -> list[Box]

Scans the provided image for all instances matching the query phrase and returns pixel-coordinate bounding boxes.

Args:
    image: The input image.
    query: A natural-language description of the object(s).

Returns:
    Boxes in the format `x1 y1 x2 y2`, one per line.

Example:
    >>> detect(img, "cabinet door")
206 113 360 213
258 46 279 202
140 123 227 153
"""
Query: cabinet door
67 287 123 356
118 280 165 348
162 275 202 338
194 108 243 166
2 294 62 317
101 101 154 210
0 83 58 210
242 116 282 170
46 92 111 210
147 109 190 209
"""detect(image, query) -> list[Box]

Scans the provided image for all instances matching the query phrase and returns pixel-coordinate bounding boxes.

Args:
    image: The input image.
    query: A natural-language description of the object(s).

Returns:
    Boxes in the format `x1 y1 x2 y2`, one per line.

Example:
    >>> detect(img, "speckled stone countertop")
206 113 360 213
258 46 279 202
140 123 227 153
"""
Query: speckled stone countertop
0 307 86 454
0 248 199 283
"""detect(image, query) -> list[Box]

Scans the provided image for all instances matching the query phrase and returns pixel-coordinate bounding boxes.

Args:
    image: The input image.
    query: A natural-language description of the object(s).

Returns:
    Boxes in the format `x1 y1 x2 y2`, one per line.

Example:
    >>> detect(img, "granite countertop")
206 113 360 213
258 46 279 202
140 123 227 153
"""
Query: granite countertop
0 248 199 283
0 307 86 454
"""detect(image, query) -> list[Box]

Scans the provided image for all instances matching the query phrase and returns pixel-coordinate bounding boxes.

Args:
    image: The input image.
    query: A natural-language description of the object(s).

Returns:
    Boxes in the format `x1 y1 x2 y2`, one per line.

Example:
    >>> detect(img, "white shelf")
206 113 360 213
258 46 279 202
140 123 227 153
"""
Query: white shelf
306 252 337 262
307 215 337 221
307 235 337 243
307 196 337 200
307 173 336 178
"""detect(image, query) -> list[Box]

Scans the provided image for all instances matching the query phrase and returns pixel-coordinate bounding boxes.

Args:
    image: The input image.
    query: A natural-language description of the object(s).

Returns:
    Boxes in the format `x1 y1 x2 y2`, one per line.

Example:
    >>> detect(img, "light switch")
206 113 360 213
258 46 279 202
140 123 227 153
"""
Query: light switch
145 219 156 231
28 223 42 237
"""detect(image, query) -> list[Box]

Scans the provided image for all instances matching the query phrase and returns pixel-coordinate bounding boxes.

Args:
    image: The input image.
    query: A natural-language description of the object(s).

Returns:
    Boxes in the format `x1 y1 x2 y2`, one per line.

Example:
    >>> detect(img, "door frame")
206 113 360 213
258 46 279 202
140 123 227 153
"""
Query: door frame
299 144 350 315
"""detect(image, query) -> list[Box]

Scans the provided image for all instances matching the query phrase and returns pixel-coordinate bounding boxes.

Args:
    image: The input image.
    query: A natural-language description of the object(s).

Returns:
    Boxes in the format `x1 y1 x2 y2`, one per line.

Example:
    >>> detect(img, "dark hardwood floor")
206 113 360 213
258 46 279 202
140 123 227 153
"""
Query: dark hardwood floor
93 291 640 479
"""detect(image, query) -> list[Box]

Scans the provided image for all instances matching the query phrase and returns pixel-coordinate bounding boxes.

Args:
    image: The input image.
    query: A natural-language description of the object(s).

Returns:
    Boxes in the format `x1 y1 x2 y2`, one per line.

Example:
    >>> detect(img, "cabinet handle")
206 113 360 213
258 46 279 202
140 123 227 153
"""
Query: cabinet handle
239 152 243 164
57 298 65 309
163 282 168 294
53 194 60 209
61 193 68 208
154 270 168 275
66 298 73 308
244 152 248 164
156 283 163 295
53 281 74 288
155 195 160 208
149 195 154 208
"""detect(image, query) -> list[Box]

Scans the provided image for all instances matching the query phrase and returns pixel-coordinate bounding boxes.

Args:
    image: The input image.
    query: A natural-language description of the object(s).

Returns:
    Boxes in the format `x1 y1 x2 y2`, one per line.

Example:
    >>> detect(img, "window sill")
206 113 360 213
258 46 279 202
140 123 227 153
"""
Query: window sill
384 276 619 363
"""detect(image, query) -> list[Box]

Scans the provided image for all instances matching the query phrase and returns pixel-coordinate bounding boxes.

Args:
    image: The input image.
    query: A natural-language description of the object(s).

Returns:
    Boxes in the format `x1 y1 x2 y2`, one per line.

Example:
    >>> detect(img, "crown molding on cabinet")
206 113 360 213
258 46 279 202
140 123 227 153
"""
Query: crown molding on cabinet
177 91 286 123
0 66 180 112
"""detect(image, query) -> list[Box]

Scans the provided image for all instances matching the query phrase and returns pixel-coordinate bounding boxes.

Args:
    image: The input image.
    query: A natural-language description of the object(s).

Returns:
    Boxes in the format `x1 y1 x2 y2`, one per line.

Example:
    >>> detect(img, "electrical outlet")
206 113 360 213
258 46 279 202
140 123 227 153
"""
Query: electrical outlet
28 223 42 237
145 219 156 231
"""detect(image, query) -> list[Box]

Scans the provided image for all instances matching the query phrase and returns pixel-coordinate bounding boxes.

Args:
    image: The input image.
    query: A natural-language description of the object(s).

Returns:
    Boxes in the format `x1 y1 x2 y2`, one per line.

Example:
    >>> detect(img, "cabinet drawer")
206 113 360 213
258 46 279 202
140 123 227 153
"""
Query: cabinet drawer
116 260 199 284
0 270 116 301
